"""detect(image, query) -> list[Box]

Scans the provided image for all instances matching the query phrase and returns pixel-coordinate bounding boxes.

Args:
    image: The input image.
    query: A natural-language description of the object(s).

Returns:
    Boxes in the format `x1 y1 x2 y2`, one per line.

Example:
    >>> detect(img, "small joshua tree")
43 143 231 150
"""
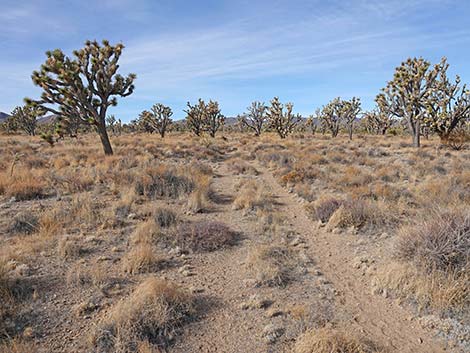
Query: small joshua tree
423 58 470 142
26 40 136 155
152 103 173 138
342 97 361 140
318 98 343 138
377 57 441 147
185 99 224 137
184 99 206 136
205 100 225 138
267 97 301 138
106 115 122 136
135 111 154 133
10 105 43 136
238 101 267 136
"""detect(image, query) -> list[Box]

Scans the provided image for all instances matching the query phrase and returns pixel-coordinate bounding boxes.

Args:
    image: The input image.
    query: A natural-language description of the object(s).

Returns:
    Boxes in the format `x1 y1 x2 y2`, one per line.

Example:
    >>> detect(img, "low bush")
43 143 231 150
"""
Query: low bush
90 277 195 352
7 212 38 235
246 245 298 287
294 328 382 353
396 209 470 274
154 208 177 228
173 221 237 252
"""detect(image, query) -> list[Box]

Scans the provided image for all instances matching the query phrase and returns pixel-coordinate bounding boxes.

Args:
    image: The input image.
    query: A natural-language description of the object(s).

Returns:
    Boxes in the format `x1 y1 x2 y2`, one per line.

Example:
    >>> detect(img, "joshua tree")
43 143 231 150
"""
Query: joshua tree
146 103 173 138
238 101 267 136
10 105 44 136
342 97 361 140
204 100 225 138
184 99 224 137
423 58 470 142
184 99 207 136
267 97 301 138
318 98 343 138
26 40 136 155
377 57 442 147
106 115 123 136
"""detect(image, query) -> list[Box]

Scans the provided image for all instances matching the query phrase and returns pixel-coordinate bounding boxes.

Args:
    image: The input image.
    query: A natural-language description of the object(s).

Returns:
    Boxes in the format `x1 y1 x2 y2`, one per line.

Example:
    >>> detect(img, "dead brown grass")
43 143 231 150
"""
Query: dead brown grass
294 327 382 353
90 277 195 352
246 244 299 287
122 245 166 274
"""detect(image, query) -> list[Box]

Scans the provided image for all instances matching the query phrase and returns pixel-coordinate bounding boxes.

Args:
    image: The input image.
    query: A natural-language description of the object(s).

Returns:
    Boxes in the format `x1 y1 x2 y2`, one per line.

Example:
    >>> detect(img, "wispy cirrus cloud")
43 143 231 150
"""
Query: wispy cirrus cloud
1 0 469 119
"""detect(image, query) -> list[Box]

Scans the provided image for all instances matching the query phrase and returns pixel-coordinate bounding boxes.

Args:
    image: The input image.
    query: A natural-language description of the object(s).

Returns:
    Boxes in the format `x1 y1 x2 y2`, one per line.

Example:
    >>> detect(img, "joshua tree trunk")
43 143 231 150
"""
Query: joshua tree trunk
97 121 113 155
348 125 353 140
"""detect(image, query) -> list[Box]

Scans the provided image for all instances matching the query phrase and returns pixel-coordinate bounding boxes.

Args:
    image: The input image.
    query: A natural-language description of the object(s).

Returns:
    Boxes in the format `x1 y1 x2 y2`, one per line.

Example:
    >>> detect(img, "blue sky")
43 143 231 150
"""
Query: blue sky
1 0 470 121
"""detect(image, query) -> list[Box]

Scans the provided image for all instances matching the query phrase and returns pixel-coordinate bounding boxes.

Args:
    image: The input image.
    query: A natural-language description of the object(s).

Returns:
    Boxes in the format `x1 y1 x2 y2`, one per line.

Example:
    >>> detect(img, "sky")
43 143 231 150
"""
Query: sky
1 0 470 121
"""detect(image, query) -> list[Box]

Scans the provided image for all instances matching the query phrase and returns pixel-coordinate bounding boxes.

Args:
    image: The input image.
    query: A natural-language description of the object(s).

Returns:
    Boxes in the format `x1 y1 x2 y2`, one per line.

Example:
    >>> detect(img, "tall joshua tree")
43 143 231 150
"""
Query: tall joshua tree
423 58 470 142
26 40 136 155
238 101 267 136
205 100 225 138
267 97 301 138
342 97 361 140
319 98 342 138
184 99 206 136
148 103 173 138
10 105 44 136
377 57 441 147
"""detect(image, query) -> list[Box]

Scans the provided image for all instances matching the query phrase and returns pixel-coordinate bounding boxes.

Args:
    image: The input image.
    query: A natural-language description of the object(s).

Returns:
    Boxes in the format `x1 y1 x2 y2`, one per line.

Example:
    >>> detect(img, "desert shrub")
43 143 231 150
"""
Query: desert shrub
134 166 194 199
294 328 382 353
7 212 38 235
0 339 37 353
90 278 195 352
154 208 177 228
310 196 343 223
57 237 84 259
246 245 298 287
441 129 469 151
232 180 271 211
396 210 469 274
173 221 237 252
122 245 166 274
228 158 258 175
375 262 469 314
3 171 47 201
326 199 389 231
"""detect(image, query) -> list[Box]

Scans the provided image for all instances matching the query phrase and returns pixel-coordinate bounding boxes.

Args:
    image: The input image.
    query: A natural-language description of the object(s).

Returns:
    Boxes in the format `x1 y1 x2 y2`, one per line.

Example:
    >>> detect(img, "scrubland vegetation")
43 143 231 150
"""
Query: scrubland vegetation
0 39 469 352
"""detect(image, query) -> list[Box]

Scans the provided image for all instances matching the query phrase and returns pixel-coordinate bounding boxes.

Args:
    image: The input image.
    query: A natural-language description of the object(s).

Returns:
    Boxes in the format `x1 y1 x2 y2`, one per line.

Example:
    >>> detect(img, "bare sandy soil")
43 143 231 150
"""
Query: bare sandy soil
0 133 468 353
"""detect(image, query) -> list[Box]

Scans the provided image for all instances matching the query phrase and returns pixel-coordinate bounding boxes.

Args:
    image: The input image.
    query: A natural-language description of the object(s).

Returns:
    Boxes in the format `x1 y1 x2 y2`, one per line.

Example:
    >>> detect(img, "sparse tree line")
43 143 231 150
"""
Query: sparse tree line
0 40 469 154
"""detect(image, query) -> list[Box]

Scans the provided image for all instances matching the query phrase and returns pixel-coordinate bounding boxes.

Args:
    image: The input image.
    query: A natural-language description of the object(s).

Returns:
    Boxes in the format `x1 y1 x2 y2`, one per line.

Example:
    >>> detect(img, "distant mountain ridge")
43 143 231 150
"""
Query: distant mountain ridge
0 112 10 122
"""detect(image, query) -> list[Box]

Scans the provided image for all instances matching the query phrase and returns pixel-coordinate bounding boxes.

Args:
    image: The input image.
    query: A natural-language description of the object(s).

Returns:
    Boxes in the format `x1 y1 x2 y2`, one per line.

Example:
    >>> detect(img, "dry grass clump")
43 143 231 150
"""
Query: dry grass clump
0 339 38 353
376 209 470 315
122 245 166 274
228 158 259 175
294 327 382 353
309 196 343 223
173 221 237 252
66 262 109 288
1 169 47 201
395 210 469 274
232 180 271 211
375 263 469 315
90 277 195 352
154 208 177 228
326 199 390 231
7 212 38 235
131 219 161 245
246 245 298 287
134 165 195 200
